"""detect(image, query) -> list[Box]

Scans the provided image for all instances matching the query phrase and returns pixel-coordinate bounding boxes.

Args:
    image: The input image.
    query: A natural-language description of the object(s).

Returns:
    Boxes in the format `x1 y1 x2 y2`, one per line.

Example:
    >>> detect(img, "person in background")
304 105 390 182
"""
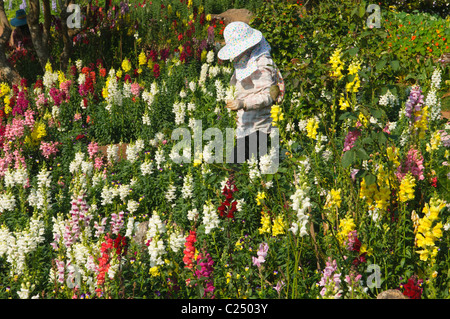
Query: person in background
218 21 283 166
9 9 32 49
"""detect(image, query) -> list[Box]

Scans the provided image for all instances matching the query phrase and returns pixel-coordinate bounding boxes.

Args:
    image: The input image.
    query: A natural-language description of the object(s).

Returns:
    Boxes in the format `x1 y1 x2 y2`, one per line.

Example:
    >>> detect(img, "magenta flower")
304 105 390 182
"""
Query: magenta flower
343 129 361 152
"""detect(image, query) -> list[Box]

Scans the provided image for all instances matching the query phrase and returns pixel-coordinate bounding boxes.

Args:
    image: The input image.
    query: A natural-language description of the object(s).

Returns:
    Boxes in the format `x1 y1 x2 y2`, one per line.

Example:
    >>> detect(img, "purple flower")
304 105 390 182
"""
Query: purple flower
405 85 424 122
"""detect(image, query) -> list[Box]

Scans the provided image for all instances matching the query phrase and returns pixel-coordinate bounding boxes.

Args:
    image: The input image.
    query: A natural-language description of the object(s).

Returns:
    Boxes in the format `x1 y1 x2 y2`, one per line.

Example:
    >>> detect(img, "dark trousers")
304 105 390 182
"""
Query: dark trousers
231 130 270 164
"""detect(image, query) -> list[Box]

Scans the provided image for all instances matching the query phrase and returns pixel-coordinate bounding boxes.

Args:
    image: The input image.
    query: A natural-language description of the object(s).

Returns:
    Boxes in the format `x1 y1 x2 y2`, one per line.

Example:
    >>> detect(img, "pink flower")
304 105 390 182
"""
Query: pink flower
74 113 82 121
252 242 269 268
396 148 425 181
88 142 99 159
343 129 361 152
130 82 141 96
40 141 60 159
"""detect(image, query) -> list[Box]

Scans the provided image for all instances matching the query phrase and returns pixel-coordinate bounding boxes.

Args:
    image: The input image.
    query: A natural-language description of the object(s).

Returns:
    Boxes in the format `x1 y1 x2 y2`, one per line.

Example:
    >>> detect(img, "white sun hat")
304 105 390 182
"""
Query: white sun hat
217 21 263 61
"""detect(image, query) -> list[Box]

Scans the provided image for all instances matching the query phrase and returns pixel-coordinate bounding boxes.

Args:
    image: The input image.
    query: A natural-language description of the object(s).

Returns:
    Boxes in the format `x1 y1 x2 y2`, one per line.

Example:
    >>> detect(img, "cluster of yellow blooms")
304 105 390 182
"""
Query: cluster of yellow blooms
306 117 319 140
359 164 393 212
414 106 429 139
426 131 441 152
270 105 284 127
337 216 356 246
398 173 416 203
324 188 342 209
0 82 11 114
258 211 286 237
345 59 361 93
414 197 446 263
329 48 345 80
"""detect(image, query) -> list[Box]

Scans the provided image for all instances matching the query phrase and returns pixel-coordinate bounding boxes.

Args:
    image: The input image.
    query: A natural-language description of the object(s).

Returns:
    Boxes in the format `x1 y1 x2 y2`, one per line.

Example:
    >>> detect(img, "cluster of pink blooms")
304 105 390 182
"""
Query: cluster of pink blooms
343 129 361 152
110 211 124 235
318 257 342 298
405 85 424 122
252 242 269 268
4 118 25 141
40 141 60 159
194 252 215 298
130 82 141 97
396 148 425 181
24 109 35 128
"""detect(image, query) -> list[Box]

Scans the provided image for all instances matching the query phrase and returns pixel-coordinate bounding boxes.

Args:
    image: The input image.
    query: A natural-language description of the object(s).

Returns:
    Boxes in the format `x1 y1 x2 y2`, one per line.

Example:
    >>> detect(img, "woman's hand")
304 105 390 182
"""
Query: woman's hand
226 99 245 111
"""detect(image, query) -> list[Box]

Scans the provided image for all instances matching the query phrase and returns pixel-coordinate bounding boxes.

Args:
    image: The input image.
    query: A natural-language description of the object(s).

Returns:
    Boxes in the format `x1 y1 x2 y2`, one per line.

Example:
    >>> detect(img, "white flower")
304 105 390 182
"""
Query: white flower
127 199 139 214
107 144 118 163
431 67 441 89
141 160 153 176
215 79 225 102
155 148 165 169
181 173 194 199
125 217 137 238
165 183 177 203
173 101 186 125
202 201 220 234
189 81 197 92
179 89 187 99
187 208 199 222
206 50 214 64
168 229 185 253
143 113 151 125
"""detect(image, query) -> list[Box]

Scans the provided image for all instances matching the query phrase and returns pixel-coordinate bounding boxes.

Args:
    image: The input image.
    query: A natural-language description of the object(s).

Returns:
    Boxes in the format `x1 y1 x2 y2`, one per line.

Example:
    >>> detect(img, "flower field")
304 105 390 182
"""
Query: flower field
0 0 450 300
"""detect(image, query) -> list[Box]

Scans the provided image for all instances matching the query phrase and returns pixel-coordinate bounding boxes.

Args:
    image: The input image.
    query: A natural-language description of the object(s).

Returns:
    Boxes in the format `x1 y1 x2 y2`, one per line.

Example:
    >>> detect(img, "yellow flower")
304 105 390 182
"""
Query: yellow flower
414 106 428 139
149 266 160 277
337 216 356 245
116 69 123 78
325 188 342 209
206 14 211 21
4 95 11 114
272 215 286 237
306 118 319 140
360 244 373 256
339 95 350 110
426 131 441 152
329 48 345 80
0 82 10 97
386 146 400 167
45 61 53 73
270 105 284 126
138 51 147 66
121 58 132 73
398 173 415 202
258 211 271 234
256 192 266 206
31 122 47 142
358 113 368 127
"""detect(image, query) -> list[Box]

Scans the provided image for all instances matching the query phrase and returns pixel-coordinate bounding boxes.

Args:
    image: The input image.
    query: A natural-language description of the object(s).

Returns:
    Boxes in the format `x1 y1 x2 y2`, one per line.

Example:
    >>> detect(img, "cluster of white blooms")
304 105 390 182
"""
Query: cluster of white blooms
215 79 226 102
126 139 145 163
125 216 137 238
173 101 186 125
314 134 328 154
100 184 118 206
209 65 221 78
259 147 278 175
17 282 35 299
104 69 123 112
155 147 165 169
75 59 83 71
168 227 186 253
179 88 187 99
289 158 312 236
165 182 177 203
248 156 261 182
428 68 443 122
43 68 58 89
289 184 311 237
225 85 237 101
107 144 119 163
78 73 86 86
206 50 215 64
146 212 167 267
28 166 52 211
0 191 16 213
69 151 93 176
189 81 197 93
187 208 199 222
127 199 139 214
142 112 151 125
202 201 220 234
140 159 153 176
199 63 209 86
378 89 398 108
181 173 194 199
142 82 159 107
122 82 131 98
0 217 45 276
4 167 28 188
202 142 215 164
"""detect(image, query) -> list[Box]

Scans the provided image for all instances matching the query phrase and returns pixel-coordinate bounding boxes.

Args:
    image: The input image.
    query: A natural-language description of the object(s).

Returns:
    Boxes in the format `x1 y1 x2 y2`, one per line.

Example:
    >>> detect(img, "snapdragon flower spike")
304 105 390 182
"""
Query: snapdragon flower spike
218 175 239 219
405 85 424 122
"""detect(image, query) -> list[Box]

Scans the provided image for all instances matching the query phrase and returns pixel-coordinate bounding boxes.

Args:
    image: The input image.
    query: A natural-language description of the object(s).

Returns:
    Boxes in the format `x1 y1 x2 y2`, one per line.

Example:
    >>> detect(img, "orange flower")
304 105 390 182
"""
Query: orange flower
411 35 416 41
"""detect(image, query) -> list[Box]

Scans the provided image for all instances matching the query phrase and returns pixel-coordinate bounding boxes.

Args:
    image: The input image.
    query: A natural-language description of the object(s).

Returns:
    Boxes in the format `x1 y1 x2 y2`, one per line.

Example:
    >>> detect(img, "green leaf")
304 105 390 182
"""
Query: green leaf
355 147 369 161
342 149 355 168
370 108 383 119
364 173 376 186
376 59 387 71
348 47 359 57
390 60 400 71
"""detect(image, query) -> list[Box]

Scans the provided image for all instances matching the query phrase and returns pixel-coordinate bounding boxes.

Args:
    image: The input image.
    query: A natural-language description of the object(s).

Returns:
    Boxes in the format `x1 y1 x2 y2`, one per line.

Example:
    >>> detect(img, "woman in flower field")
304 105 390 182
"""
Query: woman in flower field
218 21 283 164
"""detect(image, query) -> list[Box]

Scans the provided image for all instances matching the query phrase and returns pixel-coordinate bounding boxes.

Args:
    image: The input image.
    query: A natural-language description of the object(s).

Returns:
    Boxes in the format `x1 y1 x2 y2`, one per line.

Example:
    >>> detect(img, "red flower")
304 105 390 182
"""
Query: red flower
153 63 160 78
431 177 437 188
401 276 423 299
76 134 85 140
99 68 107 77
